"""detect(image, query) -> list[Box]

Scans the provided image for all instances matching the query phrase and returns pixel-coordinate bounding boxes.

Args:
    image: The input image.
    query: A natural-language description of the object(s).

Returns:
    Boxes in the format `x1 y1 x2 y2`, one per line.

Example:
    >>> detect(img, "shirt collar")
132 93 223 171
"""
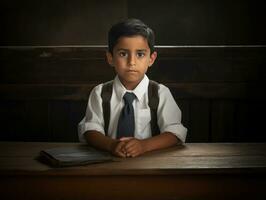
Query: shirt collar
113 74 149 102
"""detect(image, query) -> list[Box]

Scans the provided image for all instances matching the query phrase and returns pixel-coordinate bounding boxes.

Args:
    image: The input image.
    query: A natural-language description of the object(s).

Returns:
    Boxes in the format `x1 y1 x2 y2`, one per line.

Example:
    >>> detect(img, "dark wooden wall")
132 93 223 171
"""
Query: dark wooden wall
0 46 265 142
1 0 266 45
0 0 266 142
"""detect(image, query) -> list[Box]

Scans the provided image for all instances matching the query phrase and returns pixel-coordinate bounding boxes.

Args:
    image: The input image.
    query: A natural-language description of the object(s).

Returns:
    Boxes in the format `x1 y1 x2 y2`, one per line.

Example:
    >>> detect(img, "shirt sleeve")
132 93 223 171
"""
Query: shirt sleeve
78 84 105 142
157 84 187 143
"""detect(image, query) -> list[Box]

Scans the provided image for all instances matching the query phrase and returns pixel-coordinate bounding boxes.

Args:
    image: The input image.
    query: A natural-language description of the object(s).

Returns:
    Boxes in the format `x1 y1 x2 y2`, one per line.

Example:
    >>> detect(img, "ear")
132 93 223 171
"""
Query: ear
106 52 114 66
148 51 157 67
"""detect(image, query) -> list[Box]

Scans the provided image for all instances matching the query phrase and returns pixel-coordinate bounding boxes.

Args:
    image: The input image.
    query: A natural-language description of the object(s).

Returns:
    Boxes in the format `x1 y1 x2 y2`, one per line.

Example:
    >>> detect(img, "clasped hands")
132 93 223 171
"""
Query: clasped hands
112 137 147 158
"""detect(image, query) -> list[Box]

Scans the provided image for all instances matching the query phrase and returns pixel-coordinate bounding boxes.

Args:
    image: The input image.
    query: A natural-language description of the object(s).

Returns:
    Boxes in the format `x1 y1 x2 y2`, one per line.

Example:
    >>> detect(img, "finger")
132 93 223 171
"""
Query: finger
116 150 126 158
125 145 137 154
119 137 134 141
114 142 126 157
124 139 138 149
116 141 126 150
128 148 141 157
119 141 129 155
121 146 127 155
131 152 139 157
128 150 139 158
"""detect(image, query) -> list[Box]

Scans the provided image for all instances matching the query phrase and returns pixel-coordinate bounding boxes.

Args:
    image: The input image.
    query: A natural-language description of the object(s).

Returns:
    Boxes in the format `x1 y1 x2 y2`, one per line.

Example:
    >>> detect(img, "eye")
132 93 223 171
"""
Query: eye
137 52 145 58
118 51 127 57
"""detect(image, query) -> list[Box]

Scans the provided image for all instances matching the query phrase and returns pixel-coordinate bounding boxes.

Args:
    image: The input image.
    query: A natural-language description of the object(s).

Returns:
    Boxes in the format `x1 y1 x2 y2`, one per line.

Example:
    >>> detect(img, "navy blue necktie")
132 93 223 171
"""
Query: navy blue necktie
117 92 136 139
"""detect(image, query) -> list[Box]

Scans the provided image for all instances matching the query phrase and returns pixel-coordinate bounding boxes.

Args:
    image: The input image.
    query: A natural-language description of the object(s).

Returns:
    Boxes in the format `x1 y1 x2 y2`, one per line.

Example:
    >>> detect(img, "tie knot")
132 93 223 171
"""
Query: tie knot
123 92 136 104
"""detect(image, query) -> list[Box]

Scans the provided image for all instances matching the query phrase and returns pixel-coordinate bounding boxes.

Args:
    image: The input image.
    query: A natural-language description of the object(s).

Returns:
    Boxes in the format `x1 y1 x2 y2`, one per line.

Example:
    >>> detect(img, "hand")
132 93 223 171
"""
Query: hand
110 140 127 158
120 137 147 157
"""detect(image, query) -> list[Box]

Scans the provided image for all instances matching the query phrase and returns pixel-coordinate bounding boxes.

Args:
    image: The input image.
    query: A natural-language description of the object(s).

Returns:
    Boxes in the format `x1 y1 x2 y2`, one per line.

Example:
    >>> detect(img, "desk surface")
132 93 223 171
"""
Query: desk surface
0 142 266 175
1 142 266 200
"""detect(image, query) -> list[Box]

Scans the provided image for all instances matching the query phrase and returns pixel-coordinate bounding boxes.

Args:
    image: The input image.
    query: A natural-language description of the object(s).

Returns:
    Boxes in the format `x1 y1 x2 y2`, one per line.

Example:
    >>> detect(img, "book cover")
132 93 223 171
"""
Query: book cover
39 145 113 167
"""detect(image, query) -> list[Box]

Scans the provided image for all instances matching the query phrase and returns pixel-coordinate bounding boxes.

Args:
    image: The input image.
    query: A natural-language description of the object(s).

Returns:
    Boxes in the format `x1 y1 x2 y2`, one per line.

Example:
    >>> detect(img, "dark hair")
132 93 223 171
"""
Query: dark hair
108 18 155 54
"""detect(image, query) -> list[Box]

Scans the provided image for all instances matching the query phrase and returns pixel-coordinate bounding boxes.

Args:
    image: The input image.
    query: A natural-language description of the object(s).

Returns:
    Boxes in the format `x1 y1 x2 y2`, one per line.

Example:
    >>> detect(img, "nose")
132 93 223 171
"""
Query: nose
128 54 136 67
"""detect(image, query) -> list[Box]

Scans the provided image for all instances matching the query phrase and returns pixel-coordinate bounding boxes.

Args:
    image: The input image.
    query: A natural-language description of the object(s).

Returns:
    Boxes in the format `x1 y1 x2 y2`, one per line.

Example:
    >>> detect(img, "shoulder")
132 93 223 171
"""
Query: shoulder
89 81 111 100
158 83 170 92
101 80 114 92
149 80 171 96
90 83 103 96
91 80 113 93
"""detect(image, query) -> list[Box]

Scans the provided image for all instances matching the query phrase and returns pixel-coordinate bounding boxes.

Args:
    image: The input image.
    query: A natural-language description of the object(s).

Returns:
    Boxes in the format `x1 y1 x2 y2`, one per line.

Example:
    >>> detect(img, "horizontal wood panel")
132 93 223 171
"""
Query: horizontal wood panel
0 46 265 83
1 142 266 173
1 46 265 59
1 174 266 200
0 100 84 142
0 58 262 83
0 82 265 100
0 0 128 45
0 99 265 143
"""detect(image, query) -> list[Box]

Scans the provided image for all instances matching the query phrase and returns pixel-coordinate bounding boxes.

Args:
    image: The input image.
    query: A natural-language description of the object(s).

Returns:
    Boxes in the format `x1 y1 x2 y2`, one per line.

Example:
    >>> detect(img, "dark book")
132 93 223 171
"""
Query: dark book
39 145 114 167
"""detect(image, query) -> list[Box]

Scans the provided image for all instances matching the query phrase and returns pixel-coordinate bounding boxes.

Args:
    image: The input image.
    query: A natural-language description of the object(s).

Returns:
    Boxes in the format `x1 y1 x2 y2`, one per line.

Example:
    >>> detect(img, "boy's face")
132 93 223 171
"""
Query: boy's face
106 35 157 90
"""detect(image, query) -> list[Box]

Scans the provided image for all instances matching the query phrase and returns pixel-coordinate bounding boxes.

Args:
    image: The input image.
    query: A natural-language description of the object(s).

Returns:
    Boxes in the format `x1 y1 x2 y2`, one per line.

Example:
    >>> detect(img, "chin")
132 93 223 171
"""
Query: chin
119 74 144 85
120 78 138 87
127 76 141 83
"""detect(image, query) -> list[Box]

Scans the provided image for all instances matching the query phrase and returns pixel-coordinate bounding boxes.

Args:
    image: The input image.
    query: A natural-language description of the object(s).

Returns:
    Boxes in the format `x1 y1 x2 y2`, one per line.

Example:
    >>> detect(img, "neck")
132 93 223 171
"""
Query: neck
118 76 144 91
122 82 138 90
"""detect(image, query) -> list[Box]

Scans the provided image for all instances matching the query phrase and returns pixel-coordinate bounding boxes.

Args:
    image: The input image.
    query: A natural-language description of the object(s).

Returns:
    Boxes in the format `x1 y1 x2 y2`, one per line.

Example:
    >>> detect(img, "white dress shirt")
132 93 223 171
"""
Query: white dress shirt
78 75 187 143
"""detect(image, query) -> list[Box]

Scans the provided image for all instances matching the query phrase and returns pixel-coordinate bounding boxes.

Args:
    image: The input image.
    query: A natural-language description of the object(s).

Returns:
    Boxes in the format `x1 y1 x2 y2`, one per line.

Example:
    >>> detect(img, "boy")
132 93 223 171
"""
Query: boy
78 18 187 158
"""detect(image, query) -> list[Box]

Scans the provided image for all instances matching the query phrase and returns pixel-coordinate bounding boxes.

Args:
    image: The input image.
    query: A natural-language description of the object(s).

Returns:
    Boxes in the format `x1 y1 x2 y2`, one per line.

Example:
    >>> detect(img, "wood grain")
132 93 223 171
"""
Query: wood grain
0 142 265 200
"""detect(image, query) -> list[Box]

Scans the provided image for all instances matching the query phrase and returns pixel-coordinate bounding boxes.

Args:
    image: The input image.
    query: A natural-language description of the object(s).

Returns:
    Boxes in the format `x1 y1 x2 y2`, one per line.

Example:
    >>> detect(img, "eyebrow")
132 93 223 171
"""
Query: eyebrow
116 48 147 52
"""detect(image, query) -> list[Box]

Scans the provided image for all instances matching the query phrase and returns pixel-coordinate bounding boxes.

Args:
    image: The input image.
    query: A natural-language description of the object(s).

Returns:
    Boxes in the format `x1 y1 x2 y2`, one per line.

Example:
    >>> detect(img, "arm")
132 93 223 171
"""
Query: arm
142 132 182 152
123 85 186 157
84 130 127 157
122 132 181 157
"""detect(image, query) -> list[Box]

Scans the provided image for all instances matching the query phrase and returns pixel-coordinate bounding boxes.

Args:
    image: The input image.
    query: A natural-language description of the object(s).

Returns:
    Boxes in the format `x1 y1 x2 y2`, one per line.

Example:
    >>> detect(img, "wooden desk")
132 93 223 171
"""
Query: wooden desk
0 142 266 200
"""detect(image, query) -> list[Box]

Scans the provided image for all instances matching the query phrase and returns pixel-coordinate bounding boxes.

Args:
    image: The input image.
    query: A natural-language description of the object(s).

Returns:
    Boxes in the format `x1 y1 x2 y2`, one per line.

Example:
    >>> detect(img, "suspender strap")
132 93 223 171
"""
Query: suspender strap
101 81 113 136
148 80 160 136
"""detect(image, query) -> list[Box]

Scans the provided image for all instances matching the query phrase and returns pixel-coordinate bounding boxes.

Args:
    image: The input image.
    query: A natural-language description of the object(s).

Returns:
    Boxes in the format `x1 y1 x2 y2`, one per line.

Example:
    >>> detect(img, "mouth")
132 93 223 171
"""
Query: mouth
126 70 138 73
